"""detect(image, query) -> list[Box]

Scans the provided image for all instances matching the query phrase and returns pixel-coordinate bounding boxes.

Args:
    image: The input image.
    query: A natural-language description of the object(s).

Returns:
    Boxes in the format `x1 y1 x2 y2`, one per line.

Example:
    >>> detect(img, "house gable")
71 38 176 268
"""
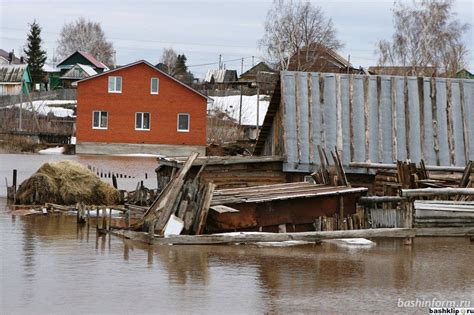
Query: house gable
77 60 208 100
57 51 106 72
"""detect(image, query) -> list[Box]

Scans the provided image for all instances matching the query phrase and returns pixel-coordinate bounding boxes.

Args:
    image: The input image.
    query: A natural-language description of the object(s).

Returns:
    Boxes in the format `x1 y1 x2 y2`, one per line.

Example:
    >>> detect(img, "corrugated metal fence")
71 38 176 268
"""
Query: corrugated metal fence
281 71 474 172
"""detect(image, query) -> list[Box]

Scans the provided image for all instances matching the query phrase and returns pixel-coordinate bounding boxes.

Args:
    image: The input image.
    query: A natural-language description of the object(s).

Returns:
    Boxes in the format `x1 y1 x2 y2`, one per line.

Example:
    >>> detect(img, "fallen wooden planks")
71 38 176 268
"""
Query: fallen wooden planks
109 226 474 245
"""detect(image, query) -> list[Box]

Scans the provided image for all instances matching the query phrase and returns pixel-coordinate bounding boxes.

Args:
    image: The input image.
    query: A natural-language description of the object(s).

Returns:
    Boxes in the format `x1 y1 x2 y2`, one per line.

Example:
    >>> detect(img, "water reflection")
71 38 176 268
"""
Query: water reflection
2 202 474 314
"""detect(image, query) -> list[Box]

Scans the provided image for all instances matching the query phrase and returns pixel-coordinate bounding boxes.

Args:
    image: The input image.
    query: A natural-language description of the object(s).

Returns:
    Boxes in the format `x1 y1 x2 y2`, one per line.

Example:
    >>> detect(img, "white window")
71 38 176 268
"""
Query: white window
151 77 159 94
93 111 108 129
135 112 150 130
177 113 190 132
108 76 122 93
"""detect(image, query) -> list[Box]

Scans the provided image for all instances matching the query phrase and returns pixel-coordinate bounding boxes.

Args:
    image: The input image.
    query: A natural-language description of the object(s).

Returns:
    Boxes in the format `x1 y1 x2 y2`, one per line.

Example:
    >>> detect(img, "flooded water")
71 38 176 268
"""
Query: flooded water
1 154 473 314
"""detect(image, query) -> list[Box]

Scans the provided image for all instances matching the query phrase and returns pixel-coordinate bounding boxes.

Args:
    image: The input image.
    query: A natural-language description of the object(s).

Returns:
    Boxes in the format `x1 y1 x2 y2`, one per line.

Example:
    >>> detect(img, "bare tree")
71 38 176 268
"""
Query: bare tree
376 0 469 77
260 0 342 71
57 17 114 67
159 48 178 75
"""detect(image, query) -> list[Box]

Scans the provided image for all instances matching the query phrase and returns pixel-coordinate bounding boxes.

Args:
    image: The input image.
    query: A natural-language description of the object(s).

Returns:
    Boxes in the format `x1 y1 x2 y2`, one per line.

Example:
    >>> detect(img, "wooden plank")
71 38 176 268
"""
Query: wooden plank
418 77 425 160
210 205 240 213
319 76 326 149
430 78 441 165
446 79 455 165
307 73 315 164
459 81 470 163
349 75 355 162
195 183 215 235
376 76 383 162
391 77 398 162
363 75 369 162
401 188 474 197
336 74 343 152
404 77 411 159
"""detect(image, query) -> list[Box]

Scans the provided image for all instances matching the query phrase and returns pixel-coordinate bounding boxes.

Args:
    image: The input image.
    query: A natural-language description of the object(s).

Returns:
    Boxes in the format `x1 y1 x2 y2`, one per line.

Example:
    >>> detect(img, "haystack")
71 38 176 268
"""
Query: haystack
15 160 119 205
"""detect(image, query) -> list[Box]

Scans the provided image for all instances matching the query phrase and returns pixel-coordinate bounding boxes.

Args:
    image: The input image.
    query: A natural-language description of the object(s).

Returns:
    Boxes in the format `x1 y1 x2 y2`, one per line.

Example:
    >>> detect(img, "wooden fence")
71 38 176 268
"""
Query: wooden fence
279 72 474 172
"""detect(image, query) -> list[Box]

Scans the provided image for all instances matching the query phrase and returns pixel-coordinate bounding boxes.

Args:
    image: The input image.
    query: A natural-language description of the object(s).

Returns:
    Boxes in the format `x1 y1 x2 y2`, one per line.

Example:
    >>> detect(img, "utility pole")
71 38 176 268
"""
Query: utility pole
256 83 260 137
113 50 117 69
218 54 222 69
239 57 243 125
252 56 255 67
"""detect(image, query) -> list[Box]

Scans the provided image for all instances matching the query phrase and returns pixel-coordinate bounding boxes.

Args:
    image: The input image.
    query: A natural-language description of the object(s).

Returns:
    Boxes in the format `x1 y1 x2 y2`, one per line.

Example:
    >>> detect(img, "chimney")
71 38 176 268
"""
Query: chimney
8 50 14 64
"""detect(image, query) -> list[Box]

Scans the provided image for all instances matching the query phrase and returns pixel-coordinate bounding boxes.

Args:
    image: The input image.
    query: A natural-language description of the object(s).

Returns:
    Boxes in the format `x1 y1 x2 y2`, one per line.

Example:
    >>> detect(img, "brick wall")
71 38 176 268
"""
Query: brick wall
76 62 207 146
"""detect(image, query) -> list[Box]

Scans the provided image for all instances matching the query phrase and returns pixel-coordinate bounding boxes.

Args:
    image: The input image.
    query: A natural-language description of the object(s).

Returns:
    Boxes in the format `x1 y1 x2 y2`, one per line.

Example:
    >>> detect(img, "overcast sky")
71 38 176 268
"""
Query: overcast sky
1 0 473 78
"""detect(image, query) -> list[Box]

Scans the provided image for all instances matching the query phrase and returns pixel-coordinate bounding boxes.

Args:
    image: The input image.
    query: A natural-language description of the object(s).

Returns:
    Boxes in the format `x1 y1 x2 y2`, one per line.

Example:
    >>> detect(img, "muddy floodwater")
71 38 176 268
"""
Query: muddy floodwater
1 154 473 314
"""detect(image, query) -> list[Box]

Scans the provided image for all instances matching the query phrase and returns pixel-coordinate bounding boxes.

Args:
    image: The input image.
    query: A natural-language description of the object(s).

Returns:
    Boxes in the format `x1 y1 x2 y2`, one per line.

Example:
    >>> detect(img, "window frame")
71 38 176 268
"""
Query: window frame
108 76 122 93
177 113 190 132
150 77 159 95
92 111 108 129
135 112 151 131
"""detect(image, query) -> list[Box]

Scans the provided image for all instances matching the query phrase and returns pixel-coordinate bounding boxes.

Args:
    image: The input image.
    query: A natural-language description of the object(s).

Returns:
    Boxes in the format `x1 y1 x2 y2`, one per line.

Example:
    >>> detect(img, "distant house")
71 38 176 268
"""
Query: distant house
455 69 474 79
368 66 438 77
76 60 208 156
239 62 274 82
42 64 61 90
0 64 32 96
204 69 238 89
60 64 97 88
56 51 108 76
0 49 22 64
287 44 361 74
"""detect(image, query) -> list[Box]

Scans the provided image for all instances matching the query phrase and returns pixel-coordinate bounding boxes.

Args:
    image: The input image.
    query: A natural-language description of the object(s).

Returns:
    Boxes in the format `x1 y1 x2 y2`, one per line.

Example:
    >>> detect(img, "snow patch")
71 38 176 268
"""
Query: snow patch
208 95 269 126
38 146 65 154
9 100 75 118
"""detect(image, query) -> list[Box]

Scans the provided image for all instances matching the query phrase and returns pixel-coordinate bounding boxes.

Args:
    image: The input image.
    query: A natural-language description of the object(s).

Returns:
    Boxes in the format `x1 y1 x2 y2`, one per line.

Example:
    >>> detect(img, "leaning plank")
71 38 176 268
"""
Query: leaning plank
194 183 215 235
142 152 199 231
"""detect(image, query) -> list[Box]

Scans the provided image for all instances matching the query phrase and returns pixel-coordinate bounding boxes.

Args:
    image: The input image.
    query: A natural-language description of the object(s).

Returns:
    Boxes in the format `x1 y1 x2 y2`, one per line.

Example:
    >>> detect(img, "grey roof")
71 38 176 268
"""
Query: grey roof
0 64 28 83
204 69 238 83
60 64 97 79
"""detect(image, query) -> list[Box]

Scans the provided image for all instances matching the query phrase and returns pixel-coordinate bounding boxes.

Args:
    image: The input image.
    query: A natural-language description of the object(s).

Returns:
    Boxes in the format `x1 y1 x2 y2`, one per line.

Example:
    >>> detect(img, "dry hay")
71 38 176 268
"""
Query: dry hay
16 160 119 205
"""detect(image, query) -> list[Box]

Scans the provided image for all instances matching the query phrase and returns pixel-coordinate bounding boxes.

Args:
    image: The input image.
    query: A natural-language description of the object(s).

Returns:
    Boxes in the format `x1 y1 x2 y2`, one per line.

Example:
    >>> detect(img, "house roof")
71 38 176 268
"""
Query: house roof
204 69 238 83
0 64 29 83
60 63 98 80
240 62 274 79
42 64 60 73
0 49 22 64
57 51 107 69
76 60 209 100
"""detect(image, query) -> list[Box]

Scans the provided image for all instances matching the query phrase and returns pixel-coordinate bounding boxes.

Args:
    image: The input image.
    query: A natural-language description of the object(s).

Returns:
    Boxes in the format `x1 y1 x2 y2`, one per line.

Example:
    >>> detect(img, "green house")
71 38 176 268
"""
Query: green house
0 64 32 96
455 69 474 79
56 51 108 76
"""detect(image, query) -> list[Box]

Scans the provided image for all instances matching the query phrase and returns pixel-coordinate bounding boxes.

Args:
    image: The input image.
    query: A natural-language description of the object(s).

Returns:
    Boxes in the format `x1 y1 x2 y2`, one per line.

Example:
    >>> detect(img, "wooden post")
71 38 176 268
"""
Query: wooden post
77 202 86 224
112 174 117 189
404 199 414 245
125 210 130 228
339 195 344 230
96 208 99 231
12 169 17 202
108 208 113 231
102 208 107 230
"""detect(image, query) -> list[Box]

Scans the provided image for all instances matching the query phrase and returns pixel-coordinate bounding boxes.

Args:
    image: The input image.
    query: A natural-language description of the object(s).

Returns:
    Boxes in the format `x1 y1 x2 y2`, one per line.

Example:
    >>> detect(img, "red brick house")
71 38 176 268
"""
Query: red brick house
76 60 208 156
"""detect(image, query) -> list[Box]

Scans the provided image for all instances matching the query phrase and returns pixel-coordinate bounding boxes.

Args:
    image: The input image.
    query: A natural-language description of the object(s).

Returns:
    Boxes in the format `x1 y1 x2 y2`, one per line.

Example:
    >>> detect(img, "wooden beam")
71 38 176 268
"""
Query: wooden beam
401 188 474 197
